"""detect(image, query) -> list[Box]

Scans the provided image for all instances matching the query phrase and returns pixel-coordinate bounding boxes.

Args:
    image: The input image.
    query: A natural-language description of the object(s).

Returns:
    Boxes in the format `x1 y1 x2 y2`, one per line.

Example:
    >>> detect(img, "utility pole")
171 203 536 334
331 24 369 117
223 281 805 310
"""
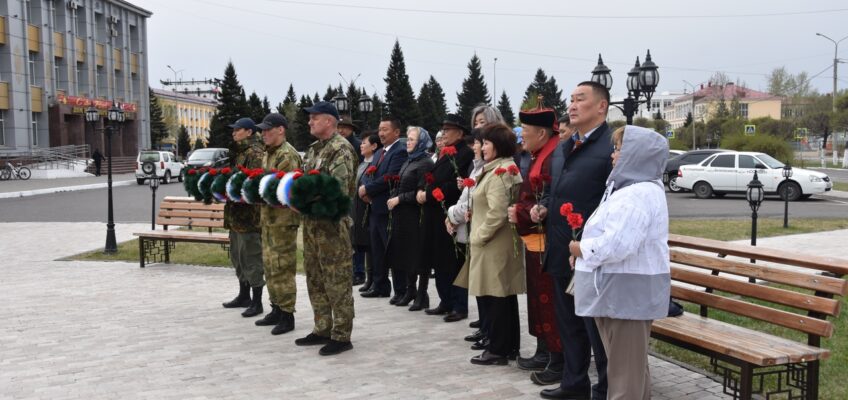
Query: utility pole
683 80 697 150
816 33 848 112
493 57 498 107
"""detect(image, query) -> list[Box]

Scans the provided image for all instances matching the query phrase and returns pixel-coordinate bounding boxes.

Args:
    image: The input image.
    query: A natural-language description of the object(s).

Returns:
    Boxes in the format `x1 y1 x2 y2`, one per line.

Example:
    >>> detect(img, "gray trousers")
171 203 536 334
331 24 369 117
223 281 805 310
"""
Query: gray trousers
229 231 265 287
594 317 653 400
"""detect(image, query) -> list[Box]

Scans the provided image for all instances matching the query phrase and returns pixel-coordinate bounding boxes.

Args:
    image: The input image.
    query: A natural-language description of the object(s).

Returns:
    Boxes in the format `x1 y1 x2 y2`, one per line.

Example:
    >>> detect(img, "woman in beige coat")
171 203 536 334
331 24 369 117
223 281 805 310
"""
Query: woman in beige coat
460 122 525 366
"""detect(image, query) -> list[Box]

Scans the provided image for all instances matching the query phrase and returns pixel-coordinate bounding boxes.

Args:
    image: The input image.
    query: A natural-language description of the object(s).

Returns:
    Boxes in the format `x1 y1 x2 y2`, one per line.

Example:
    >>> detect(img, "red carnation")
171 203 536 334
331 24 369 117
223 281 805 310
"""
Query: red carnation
188 169 196 176
294 168 303 174
424 172 435 185
494 167 507 176
383 175 392 183
432 187 445 202
559 202 574 217
462 178 476 188
440 146 457 157
209 168 218 176
393 175 401 183
292 171 303 180
275 171 286 179
308 169 320 175
221 167 232 175
567 213 584 231
530 175 543 188
507 165 520 176
365 166 377 175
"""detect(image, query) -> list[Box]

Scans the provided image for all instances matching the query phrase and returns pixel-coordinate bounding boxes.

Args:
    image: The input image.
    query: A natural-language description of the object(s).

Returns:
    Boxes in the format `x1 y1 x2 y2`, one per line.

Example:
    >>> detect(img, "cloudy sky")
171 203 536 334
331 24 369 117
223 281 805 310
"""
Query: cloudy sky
133 0 847 109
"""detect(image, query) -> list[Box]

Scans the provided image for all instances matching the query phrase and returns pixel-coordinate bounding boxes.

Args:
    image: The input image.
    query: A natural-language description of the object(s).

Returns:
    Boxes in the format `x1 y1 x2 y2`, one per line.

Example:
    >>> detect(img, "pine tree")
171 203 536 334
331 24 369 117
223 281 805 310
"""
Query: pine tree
262 96 272 116
323 85 338 102
148 87 169 147
364 94 384 131
456 54 490 124
313 93 321 103
247 92 264 123
383 40 420 127
417 76 448 136
275 103 285 114
177 125 190 159
208 62 249 149
345 83 362 124
498 91 515 126
283 84 297 105
523 68 566 116
193 138 205 150
290 95 315 151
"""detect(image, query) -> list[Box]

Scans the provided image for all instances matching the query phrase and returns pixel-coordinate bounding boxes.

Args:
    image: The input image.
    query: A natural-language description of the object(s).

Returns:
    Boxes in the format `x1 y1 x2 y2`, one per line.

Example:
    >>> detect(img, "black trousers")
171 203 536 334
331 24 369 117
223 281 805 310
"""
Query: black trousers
369 212 392 296
479 295 520 357
552 276 607 399
433 243 467 313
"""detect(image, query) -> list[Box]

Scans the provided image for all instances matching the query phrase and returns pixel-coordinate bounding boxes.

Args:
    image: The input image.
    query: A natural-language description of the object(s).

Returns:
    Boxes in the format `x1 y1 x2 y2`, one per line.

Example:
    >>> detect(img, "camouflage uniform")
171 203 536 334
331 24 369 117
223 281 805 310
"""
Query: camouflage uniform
261 140 303 313
224 135 265 288
302 133 358 341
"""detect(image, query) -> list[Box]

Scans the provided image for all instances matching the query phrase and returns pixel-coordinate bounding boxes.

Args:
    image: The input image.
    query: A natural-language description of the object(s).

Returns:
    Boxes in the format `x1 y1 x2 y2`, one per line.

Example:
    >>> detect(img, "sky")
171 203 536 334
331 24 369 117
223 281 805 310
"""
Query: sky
133 0 848 111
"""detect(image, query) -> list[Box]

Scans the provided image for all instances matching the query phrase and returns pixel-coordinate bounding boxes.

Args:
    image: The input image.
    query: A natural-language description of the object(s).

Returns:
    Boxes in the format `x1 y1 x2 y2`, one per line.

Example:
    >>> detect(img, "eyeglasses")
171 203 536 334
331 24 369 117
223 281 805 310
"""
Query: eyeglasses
613 145 622 152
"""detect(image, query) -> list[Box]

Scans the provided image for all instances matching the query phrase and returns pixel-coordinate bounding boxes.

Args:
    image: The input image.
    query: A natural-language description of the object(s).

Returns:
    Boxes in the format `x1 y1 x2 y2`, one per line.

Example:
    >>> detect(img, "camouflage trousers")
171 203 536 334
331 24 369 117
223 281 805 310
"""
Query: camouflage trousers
262 224 299 313
229 231 265 287
303 217 355 342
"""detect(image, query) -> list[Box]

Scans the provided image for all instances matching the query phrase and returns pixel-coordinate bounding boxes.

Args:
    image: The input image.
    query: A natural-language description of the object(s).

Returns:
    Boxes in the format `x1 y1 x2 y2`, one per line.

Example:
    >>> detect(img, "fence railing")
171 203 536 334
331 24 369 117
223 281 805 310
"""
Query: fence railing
0 144 90 169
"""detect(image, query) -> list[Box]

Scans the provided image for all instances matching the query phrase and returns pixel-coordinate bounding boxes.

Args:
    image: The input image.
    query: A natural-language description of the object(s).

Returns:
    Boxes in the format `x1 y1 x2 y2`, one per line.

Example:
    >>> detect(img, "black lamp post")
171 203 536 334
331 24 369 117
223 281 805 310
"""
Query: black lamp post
782 165 793 228
333 93 350 118
358 93 373 130
590 50 660 125
87 103 124 254
746 171 765 274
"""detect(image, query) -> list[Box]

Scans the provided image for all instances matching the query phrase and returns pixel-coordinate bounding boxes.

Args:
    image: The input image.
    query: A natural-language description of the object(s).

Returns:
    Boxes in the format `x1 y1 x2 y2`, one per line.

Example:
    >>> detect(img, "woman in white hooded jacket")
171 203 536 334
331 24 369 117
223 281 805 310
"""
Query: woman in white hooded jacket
567 125 671 400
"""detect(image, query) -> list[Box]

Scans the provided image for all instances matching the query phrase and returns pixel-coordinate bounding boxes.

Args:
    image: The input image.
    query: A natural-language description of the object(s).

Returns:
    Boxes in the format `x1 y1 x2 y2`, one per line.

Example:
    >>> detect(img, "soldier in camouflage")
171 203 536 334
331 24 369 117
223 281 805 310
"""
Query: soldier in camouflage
222 118 267 318
293 101 358 356
251 113 303 336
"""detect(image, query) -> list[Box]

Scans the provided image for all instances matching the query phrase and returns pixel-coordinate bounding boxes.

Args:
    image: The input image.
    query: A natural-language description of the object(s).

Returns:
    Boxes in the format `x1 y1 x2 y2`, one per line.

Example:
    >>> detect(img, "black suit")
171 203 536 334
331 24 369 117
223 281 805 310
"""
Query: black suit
364 140 408 296
542 122 613 399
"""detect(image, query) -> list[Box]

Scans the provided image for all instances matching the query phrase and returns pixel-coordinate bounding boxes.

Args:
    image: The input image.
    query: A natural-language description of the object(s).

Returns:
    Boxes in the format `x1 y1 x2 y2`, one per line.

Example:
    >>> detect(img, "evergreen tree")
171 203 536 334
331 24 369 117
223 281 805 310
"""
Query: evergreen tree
275 103 285 114
284 84 297 105
456 54 491 124
364 93 384 131
383 40 420 127
417 76 448 137
323 85 338 102
290 95 315 151
193 138 205 150
262 96 272 116
313 93 321 103
247 92 265 123
684 112 694 128
208 62 249 149
498 91 515 126
523 68 566 116
148 87 169 148
176 125 190 159
345 83 363 124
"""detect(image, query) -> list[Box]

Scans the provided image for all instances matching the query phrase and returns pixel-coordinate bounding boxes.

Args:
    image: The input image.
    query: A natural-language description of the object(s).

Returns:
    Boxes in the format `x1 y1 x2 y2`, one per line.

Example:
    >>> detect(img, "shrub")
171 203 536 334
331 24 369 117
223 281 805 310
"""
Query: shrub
721 134 794 163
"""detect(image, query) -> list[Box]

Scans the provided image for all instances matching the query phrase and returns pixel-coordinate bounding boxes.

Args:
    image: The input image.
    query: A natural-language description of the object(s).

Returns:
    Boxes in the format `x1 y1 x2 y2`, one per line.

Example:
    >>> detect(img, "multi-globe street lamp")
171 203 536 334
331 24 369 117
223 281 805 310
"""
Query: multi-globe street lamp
590 50 660 125
85 103 125 254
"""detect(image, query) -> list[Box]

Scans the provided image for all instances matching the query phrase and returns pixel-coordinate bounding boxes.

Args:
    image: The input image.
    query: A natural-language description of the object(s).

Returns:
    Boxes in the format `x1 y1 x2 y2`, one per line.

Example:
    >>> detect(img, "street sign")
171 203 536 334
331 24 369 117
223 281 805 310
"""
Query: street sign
666 129 674 139
744 125 756 136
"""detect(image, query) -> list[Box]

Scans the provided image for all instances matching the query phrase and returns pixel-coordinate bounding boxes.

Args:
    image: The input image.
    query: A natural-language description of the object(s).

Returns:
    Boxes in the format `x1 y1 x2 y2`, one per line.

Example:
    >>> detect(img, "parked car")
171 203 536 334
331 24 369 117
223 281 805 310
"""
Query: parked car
663 149 730 193
668 150 685 158
676 151 832 201
186 148 229 170
135 151 184 185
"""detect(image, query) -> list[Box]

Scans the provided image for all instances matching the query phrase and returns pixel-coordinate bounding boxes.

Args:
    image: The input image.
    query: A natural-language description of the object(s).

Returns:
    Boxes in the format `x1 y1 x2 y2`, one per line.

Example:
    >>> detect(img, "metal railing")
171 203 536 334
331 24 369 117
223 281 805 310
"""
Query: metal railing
0 144 90 170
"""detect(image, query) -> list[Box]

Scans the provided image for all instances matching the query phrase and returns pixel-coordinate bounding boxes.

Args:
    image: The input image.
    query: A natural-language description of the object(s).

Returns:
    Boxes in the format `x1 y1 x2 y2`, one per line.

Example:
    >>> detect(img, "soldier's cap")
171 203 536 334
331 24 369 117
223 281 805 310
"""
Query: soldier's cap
303 101 340 121
228 117 256 131
519 108 558 131
338 116 359 131
256 113 288 130
441 114 471 135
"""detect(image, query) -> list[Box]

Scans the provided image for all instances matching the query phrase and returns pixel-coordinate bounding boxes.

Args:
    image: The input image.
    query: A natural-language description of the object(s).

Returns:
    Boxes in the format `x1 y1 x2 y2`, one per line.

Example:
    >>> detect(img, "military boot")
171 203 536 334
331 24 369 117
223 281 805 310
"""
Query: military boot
255 305 282 326
271 311 295 335
517 338 549 371
242 286 264 317
222 281 251 308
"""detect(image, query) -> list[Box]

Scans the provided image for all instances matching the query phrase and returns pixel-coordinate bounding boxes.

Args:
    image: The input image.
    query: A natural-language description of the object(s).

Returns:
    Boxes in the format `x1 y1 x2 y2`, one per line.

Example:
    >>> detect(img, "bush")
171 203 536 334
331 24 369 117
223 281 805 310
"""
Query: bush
721 134 794 163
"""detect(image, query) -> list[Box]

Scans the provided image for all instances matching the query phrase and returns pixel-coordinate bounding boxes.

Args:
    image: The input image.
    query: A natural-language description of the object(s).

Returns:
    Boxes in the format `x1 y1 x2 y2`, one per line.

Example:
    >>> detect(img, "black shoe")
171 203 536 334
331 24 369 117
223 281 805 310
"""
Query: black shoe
352 275 365 286
222 281 251 308
425 304 449 315
295 333 331 346
255 305 282 326
517 350 550 371
270 311 294 335
539 387 590 400
464 330 485 342
471 338 489 351
358 276 373 292
507 349 519 361
241 286 264 317
443 311 468 322
470 350 508 366
408 292 429 311
360 289 390 298
469 319 481 329
319 339 353 356
395 290 416 307
388 293 403 305
531 366 563 386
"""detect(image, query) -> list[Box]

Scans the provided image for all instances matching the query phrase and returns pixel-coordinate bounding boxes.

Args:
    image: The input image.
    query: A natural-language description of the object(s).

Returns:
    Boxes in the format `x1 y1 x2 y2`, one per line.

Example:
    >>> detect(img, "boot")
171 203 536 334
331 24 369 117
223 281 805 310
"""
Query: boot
359 264 373 292
222 281 251 308
241 286 264 317
409 292 429 311
531 352 564 386
395 284 416 307
517 338 550 371
255 305 282 326
271 311 295 335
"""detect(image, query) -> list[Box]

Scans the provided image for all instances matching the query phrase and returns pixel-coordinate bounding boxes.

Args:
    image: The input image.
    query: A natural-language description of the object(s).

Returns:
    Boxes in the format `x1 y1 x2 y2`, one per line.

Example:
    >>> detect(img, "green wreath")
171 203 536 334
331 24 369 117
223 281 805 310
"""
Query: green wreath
289 173 351 221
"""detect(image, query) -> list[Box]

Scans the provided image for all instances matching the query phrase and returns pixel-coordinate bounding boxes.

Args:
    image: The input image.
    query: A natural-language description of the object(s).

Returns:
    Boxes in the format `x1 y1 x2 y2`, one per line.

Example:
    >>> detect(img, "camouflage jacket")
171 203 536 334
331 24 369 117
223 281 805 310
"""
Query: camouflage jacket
303 133 358 220
224 135 264 233
261 140 302 228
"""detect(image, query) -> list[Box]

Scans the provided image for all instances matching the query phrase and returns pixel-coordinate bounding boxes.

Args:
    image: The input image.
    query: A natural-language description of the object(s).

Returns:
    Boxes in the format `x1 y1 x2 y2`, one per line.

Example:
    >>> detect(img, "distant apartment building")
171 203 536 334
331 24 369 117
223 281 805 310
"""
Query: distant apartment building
0 0 151 156
152 88 218 150
607 91 682 124
666 82 783 130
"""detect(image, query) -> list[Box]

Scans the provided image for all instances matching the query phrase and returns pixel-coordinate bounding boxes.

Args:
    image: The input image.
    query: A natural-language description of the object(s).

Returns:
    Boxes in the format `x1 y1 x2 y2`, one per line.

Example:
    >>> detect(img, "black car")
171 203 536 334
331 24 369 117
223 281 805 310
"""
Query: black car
185 148 229 169
663 149 729 192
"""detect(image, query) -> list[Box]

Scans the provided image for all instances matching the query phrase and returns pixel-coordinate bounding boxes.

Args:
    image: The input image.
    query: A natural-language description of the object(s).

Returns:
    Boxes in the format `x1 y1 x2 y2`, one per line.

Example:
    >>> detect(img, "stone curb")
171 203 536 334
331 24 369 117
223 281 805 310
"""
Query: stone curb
0 180 136 199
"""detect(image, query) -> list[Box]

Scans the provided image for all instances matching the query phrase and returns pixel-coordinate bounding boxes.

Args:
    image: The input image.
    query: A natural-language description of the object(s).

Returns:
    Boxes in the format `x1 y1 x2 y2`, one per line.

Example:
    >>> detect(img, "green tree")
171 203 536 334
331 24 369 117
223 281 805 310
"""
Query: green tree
456 54 490 124
417 76 448 137
208 62 249 149
523 68 566 116
633 117 651 128
262 96 271 116
148 87 169 148
684 112 693 128
247 92 265 123
284 84 297 105
323 85 338 102
193 138 205 150
290 95 315 151
313 92 321 103
176 125 190 159
653 114 670 135
383 40 419 127
498 91 515 126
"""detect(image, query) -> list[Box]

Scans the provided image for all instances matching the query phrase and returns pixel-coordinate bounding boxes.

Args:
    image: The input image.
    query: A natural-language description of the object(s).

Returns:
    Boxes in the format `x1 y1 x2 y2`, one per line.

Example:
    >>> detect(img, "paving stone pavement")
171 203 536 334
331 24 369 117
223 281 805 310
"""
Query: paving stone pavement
0 222 735 399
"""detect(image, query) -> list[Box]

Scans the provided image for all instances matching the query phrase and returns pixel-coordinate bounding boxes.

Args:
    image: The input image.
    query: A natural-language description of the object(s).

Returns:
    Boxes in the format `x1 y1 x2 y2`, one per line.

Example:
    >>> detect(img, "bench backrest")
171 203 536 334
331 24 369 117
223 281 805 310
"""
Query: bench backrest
157 196 225 232
668 234 848 346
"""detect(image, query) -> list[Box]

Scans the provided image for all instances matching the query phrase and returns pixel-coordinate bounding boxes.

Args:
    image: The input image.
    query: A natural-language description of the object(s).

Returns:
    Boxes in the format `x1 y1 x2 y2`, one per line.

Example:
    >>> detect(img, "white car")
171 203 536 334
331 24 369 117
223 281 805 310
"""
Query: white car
676 151 832 201
135 151 184 185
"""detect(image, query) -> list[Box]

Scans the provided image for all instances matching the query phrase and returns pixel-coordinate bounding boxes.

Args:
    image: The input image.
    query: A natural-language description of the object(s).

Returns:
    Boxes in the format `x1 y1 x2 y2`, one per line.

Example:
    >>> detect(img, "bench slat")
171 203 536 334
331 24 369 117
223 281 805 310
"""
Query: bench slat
155 217 224 229
159 209 224 220
671 267 841 316
671 285 834 338
134 231 229 243
160 202 225 212
671 250 848 297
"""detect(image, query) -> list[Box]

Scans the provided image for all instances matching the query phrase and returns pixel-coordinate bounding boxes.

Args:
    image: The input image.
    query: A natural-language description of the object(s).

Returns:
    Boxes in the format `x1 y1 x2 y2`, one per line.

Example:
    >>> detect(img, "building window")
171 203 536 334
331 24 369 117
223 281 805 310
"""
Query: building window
31 113 39 146
96 66 106 98
28 52 37 85
739 103 749 119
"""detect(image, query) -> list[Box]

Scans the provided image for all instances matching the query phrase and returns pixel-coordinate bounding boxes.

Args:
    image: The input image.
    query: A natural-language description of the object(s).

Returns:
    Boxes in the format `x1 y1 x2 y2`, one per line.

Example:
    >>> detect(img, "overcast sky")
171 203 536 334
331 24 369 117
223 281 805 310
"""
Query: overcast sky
134 0 847 110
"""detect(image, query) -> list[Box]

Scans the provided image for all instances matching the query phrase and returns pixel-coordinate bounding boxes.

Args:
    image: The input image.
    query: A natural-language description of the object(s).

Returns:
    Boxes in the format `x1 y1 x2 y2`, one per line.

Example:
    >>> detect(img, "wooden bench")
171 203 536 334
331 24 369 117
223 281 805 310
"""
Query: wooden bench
132 196 229 268
652 234 848 400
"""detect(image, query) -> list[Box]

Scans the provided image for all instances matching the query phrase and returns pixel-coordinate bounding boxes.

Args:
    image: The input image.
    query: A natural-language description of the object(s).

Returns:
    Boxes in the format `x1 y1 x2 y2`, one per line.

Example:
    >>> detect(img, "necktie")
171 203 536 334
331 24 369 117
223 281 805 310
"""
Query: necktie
571 139 583 153
376 149 386 166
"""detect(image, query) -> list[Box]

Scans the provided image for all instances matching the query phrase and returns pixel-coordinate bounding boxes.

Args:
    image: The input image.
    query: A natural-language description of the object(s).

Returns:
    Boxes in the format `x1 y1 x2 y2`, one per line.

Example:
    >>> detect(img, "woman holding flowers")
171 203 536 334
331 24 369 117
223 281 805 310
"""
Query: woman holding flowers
387 127 434 309
354 133 382 292
460 122 525 366
568 126 670 400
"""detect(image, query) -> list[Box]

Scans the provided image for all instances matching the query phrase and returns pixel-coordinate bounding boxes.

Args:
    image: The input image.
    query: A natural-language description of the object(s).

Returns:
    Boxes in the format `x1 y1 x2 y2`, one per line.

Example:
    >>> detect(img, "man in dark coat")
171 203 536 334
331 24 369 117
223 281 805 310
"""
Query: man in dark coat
532 82 612 400
339 117 362 162
92 149 104 176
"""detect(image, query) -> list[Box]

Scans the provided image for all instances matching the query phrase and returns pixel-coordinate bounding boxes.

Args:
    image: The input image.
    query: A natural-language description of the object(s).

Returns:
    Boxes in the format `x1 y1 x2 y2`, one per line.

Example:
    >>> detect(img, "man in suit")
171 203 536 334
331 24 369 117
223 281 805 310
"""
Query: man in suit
531 81 613 400
359 117 408 302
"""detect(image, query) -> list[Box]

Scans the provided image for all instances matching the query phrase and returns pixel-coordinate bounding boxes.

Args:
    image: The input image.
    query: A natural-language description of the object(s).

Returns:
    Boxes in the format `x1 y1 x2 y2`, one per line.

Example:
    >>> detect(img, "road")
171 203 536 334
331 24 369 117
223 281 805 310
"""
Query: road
0 181 846 222
810 168 848 183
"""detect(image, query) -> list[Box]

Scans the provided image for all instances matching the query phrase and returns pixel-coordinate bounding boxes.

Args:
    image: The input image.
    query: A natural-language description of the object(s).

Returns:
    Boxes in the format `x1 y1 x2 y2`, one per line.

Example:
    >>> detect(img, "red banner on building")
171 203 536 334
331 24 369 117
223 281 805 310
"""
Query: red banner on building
56 93 137 112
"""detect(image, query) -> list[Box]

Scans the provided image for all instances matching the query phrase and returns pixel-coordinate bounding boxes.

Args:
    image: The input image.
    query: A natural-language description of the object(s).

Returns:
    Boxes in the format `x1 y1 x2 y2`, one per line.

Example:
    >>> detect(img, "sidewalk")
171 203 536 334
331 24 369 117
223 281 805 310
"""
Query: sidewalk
0 173 137 198
0 221 739 400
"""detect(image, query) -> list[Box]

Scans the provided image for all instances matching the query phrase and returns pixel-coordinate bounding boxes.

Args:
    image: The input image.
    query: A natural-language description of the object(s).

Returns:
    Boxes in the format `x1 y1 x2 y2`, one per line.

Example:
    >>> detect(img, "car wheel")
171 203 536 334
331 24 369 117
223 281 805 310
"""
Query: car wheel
693 181 714 199
163 171 171 184
177 170 184 182
137 178 145 185
668 176 684 193
779 181 802 202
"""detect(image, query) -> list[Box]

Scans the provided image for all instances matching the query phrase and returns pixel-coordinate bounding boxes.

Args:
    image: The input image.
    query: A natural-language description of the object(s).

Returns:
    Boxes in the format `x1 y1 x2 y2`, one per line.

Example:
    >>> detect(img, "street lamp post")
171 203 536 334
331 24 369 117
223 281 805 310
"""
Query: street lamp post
590 51 659 125
815 33 848 113
683 80 698 150
746 171 765 274
333 93 350 119
358 93 373 130
782 165 793 228
87 103 125 254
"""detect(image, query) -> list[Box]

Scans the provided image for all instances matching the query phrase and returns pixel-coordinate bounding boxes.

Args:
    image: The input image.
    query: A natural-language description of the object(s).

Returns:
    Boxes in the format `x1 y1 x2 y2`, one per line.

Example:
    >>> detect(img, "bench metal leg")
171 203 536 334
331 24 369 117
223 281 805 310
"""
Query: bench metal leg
739 364 753 400
139 238 146 268
807 361 819 400
164 240 171 263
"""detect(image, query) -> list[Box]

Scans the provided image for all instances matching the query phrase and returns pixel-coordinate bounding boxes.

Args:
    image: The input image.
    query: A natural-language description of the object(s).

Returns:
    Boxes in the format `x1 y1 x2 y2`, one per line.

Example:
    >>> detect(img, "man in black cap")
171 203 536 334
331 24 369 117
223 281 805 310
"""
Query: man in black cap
338 117 362 162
